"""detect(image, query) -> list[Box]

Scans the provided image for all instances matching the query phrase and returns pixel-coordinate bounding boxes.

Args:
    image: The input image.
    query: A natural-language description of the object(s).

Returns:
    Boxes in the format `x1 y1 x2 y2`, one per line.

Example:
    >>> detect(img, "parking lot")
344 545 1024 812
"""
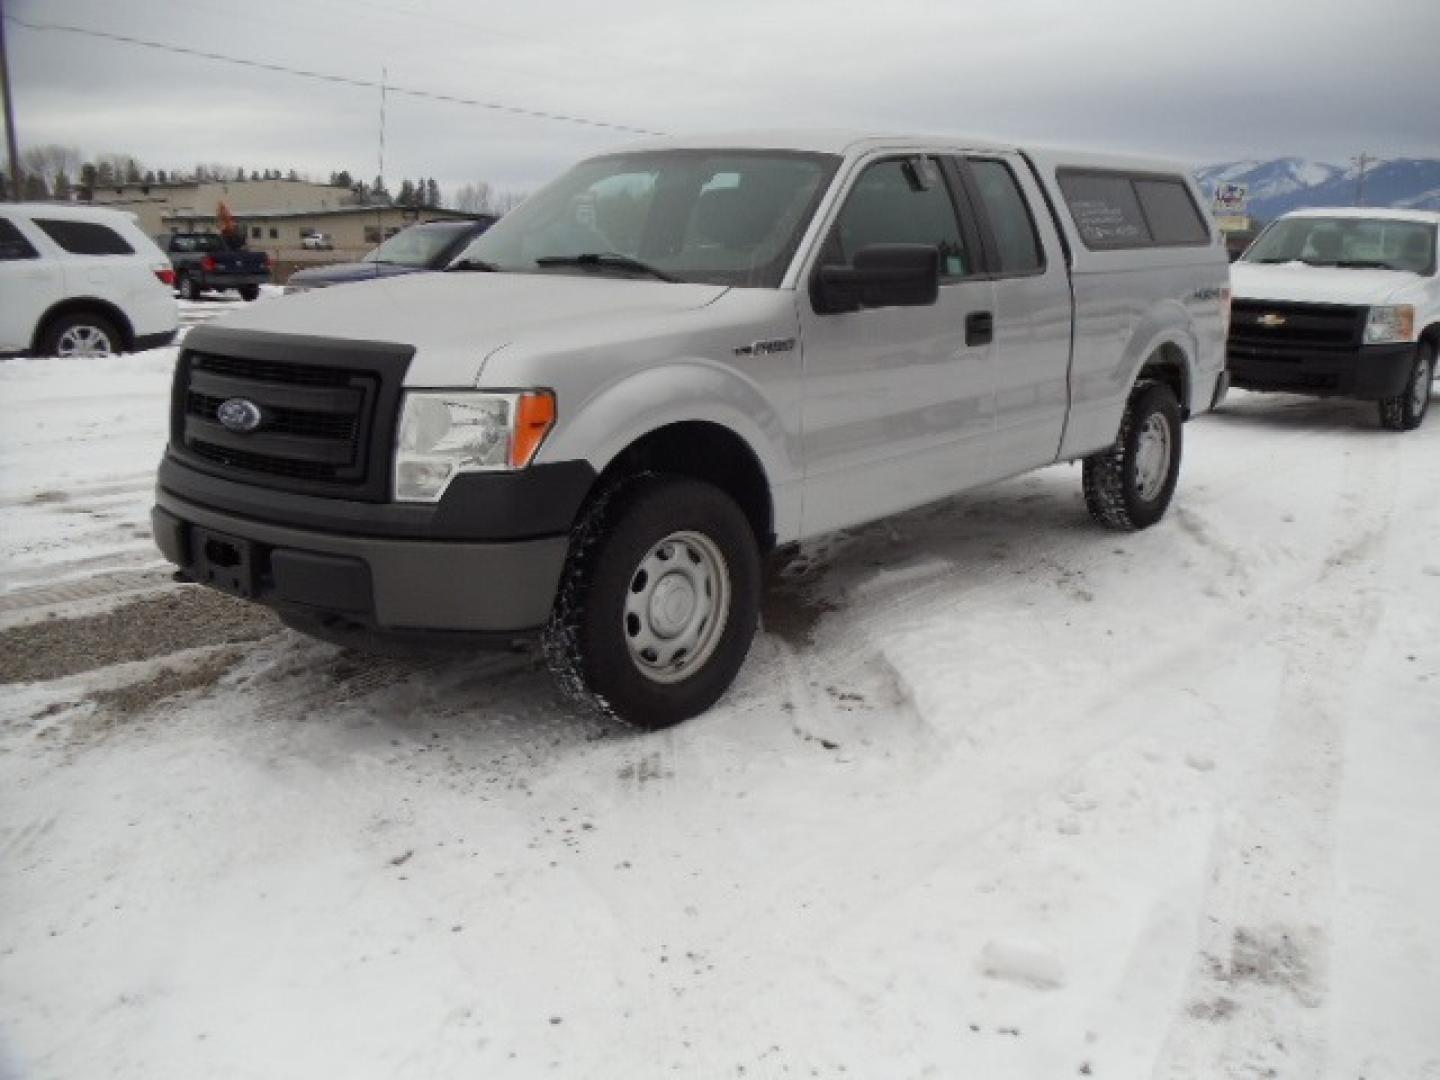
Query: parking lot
2 295 1438 1079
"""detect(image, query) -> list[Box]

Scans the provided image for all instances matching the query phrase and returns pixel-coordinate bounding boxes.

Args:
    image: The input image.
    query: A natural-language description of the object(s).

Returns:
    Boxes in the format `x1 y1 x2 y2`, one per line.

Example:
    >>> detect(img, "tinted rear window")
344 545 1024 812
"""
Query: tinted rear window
1135 178 1209 244
1057 170 1209 250
0 218 39 260
34 218 135 256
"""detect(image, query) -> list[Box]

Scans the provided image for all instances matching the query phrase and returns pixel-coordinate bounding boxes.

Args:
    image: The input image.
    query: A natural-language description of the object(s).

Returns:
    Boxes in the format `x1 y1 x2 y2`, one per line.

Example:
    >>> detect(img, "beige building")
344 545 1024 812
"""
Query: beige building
89 177 355 236
161 205 489 252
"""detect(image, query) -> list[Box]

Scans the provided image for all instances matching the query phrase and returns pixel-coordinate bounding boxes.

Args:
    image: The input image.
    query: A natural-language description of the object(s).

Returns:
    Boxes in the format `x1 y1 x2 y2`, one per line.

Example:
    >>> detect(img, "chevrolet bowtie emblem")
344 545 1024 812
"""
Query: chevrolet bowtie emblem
1257 313 1287 328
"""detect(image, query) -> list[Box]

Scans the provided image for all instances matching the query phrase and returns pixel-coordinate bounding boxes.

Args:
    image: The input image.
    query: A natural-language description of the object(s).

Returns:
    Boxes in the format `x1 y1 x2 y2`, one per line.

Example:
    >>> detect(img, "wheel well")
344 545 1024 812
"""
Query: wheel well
1140 343 1190 417
1421 322 1440 351
594 421 774 550
33 298 135 352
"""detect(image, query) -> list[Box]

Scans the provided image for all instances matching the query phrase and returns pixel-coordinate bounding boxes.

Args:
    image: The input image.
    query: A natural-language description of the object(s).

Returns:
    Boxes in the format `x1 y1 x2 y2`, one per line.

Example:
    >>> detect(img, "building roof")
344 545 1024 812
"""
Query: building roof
162 205 492 222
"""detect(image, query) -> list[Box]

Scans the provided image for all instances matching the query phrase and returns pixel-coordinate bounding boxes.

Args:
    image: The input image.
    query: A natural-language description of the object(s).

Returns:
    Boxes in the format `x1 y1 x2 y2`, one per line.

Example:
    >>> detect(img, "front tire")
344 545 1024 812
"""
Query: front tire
542 476 761 730
1378 343 1433 431
1082 380 1183 531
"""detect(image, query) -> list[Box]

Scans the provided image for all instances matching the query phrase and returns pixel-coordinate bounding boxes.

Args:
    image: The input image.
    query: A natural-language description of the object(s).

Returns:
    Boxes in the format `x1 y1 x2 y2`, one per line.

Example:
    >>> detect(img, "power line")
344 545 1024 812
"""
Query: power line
3 14 666 137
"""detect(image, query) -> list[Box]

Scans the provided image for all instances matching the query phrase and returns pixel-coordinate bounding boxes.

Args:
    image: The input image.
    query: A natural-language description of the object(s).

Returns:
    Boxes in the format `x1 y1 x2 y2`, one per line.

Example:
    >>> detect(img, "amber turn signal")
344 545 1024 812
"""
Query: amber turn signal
511 390 557 468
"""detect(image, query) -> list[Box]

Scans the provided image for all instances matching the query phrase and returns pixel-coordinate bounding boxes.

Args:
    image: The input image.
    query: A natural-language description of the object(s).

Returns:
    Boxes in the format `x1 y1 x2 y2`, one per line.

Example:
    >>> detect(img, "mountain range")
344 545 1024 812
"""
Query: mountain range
1194 157 1440 221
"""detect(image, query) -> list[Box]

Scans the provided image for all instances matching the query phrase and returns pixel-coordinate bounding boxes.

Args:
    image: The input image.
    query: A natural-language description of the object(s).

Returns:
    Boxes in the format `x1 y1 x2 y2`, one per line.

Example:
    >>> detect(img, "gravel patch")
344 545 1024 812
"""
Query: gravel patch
0 588 280 684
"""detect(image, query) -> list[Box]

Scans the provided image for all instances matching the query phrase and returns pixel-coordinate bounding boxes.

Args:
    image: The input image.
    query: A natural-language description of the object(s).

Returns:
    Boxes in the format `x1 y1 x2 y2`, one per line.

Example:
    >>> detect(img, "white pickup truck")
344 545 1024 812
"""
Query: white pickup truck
1227 208 1439 429
152 131 1229 728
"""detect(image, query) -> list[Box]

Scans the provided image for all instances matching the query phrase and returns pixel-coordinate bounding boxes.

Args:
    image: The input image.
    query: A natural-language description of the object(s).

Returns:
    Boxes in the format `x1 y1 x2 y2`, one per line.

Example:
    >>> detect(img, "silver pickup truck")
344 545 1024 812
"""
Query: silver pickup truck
152 132 1229 728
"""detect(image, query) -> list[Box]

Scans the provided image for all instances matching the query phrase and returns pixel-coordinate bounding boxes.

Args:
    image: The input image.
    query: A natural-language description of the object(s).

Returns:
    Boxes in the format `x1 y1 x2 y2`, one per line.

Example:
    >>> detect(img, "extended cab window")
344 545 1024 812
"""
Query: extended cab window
824 157 972 279
0 218 39 261
967 158 1043 274
34 219 135 256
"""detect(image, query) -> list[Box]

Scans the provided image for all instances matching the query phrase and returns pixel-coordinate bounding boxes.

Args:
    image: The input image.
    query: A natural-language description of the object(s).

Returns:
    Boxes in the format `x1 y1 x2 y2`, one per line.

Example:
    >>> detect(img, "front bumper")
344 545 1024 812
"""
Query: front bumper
153 490 569 633
1226 341 1417 400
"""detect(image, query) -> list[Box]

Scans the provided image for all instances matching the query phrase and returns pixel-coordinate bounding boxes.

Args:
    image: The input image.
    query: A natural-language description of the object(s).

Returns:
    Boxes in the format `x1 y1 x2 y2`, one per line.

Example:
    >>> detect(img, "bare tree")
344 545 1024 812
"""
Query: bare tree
452 180 494 213
20 143 82 192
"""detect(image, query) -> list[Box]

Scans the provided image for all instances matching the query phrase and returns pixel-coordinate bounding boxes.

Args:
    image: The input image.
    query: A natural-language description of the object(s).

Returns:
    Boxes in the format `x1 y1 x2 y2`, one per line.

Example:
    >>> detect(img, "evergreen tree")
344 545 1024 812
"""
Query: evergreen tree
143 170 156 183
426 178 441 208
96 161 116 185
156 169 168 182
125 159 142 183
235 166 246 181
79 162 98 196
53 169 71 200
287 168 300 182
23 173 49 200
397 178 416 207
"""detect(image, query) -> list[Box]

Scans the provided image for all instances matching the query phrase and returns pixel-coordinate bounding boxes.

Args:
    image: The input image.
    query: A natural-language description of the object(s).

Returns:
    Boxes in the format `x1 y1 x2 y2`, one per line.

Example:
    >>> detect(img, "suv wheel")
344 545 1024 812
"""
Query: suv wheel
238 285 260 302
543 475 761 729
178 273 201 301
40 312 120 358
1378 343 1433 431
1082 380 1183 531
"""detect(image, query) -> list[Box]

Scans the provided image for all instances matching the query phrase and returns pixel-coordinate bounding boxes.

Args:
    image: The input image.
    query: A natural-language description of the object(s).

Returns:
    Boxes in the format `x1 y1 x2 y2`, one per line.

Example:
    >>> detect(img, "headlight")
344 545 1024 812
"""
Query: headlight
1364 305 1415 344
394 390 555 502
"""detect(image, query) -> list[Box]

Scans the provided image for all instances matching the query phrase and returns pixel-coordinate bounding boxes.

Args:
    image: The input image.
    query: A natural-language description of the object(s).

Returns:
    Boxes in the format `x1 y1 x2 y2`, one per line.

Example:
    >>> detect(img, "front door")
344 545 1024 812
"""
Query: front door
796 154 996 537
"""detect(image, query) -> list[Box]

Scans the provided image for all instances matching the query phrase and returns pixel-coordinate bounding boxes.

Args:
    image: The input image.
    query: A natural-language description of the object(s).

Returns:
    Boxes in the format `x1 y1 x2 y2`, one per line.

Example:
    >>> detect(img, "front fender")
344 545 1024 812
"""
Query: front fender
536 359 800 535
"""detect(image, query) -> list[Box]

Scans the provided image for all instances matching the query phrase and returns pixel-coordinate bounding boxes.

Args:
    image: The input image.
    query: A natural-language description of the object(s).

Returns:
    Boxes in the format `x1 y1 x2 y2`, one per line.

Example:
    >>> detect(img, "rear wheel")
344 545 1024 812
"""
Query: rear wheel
1378 343 1433 431
542 475 761 730
178 273 201 301
1082 380 1183 531
238 285 260 301
39 311 120 358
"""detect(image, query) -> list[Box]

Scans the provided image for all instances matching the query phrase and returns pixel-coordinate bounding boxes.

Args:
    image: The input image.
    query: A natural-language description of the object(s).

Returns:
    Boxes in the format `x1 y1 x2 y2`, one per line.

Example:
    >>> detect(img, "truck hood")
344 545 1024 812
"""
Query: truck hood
208 271 731 384
286 261 417 286
1231 261 1426 307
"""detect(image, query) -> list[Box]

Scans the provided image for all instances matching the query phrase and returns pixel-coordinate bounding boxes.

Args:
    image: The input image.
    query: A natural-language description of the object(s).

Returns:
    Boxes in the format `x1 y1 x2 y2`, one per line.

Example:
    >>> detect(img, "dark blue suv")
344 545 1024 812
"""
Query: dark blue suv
284 218 497 293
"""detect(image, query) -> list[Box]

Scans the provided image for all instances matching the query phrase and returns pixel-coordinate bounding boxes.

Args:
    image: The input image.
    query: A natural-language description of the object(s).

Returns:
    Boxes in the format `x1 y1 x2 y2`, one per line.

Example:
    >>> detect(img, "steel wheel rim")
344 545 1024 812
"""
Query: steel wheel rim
1134 413 1172 502
623 529 730 685
56 325 113 357
1411 356 1431 414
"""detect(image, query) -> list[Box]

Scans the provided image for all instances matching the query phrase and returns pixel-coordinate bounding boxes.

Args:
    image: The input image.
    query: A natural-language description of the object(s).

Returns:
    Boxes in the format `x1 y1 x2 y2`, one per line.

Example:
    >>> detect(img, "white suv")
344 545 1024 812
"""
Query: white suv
0 203 179 357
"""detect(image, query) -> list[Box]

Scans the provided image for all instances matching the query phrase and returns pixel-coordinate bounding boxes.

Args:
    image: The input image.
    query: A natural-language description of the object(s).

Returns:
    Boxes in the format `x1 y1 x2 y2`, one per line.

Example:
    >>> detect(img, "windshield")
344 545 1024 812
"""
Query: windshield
450 150 841 287
364 224 470 267
171 233 226 253
1243 216 1436 274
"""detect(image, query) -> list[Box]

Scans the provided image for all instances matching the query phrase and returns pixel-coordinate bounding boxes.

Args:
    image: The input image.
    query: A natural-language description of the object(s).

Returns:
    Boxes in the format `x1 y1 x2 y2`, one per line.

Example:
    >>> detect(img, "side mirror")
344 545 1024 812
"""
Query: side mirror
812 243 941 314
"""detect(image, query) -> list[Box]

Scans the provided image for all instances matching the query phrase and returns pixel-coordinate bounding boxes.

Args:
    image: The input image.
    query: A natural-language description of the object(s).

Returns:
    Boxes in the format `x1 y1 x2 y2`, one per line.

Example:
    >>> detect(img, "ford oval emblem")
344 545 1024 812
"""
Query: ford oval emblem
217 397 263 433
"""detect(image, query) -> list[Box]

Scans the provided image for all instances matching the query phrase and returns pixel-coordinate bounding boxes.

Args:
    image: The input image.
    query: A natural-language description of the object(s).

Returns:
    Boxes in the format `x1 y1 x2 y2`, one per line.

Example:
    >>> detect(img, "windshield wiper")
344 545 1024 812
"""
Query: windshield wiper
1335 259 1396 270
534 252 676 282
446 257 500 272
1254 257 1297 264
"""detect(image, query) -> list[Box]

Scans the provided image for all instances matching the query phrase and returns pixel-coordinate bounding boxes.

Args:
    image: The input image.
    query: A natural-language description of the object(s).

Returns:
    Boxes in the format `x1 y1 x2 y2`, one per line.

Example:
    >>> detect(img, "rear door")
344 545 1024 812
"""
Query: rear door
0 215 62 352
956 154 1073 475
796 153 996 536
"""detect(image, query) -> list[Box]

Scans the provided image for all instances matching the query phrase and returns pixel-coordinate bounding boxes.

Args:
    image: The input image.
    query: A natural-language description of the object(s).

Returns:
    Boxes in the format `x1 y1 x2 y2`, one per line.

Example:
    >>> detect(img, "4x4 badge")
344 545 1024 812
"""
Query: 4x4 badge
1257 313 1287 328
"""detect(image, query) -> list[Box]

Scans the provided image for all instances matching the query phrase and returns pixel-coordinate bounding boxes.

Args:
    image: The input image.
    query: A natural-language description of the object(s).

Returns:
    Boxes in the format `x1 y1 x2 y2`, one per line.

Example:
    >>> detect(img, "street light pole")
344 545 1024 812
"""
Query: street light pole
0 0 24 202
1351 152 1376 207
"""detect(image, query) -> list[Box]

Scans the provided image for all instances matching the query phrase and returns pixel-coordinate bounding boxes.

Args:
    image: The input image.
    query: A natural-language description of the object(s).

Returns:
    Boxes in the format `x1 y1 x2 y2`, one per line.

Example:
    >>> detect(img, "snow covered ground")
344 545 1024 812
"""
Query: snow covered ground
2 295 1438 1079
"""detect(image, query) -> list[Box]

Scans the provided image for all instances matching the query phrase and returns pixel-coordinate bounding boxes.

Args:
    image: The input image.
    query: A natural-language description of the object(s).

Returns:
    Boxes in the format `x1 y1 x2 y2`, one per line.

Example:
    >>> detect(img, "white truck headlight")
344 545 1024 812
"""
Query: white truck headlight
1364 305 1415 344
394 390 556 502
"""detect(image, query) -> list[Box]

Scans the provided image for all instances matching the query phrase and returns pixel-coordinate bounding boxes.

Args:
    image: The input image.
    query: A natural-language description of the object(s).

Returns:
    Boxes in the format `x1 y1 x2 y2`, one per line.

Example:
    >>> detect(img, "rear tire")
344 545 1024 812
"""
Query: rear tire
542 475 761 730
1082 380 1183 531
1378 343 1433 431
39 311 121 358
239 285 260 301
178 273 201 301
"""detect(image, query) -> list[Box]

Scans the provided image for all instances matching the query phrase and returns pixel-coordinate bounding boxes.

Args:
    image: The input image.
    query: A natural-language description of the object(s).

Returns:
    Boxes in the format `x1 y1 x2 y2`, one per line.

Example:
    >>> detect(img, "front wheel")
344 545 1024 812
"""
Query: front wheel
542 476 761 730
1082 380 1183 531
1378 343 1433 431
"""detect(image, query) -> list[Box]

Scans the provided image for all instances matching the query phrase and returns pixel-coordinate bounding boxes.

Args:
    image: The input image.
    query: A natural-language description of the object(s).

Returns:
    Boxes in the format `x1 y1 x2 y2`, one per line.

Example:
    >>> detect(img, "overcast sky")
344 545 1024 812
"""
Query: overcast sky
6 0 1439 199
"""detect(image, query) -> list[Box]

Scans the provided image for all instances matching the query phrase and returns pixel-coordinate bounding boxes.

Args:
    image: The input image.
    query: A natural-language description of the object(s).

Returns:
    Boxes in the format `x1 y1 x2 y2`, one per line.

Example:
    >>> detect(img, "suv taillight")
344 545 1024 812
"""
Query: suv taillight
201 255 218 272
154 265 176 286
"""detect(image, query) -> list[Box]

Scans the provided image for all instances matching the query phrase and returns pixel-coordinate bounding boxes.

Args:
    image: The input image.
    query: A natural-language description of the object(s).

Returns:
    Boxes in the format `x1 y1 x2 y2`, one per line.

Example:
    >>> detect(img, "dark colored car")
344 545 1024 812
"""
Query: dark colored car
159 232 271 301
283 218 497 293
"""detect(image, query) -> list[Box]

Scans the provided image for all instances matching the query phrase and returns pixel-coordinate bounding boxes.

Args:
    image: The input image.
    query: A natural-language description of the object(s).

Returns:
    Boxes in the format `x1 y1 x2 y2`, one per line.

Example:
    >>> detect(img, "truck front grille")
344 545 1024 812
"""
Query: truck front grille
169 334 412 502
1228 300 1365 360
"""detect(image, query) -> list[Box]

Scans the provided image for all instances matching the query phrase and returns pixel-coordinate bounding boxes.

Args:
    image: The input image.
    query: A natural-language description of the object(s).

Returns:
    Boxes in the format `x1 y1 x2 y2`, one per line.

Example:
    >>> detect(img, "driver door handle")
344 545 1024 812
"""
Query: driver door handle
966 311 994 347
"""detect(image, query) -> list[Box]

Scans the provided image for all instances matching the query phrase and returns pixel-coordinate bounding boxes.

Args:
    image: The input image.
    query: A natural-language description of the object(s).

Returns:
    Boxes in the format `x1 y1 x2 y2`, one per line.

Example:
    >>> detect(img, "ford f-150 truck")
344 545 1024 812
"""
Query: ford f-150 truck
158 232 271 302
1227 208 1438 430
151 132 1229 728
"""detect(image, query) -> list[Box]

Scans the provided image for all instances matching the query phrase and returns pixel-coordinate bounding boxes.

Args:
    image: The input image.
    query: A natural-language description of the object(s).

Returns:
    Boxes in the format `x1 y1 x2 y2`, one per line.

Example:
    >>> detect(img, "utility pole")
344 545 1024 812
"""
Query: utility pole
0 0 23 202
1351 152 1376 207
